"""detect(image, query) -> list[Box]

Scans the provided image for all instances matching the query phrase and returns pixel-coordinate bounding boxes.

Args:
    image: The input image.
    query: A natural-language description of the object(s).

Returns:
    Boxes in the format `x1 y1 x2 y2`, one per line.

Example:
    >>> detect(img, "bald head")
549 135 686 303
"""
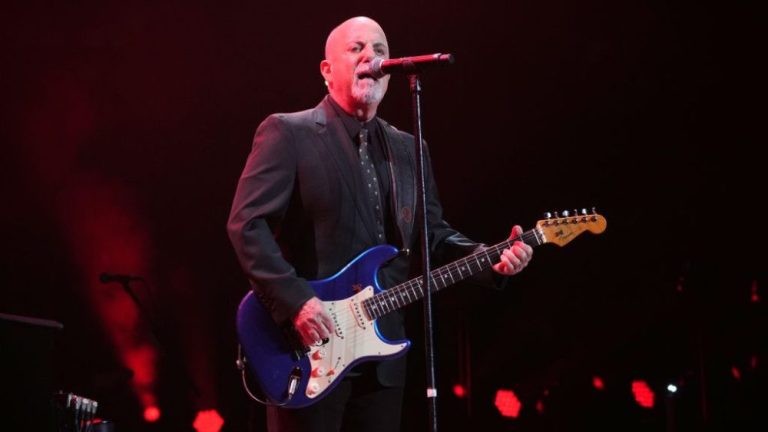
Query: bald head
325 17 387 59
320 16 390 121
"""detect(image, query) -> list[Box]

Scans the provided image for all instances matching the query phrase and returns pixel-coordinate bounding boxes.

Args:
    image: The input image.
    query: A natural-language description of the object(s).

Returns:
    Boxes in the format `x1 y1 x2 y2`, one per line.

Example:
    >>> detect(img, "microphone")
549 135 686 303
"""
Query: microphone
366 53 455 79
99 272 144 284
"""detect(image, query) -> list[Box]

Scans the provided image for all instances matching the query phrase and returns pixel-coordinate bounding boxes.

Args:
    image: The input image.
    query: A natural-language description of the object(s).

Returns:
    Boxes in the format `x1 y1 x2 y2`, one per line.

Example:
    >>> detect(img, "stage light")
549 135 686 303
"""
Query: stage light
731 366 742 380
750 280 759 303
666 384 678 393
452 384 466 398
143 406 161 423
631 380 654 408
494 389 522 418
592 375 605 391
193 409 224 432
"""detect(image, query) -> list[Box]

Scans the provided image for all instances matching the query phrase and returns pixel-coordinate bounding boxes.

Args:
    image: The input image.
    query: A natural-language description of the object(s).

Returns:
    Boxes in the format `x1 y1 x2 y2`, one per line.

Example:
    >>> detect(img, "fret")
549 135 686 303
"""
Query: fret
379 297 390 314
404 287 412 303
399 288 408 304
388 292 400 308
433 272 446 290
483 249 494 267
473 254 483 271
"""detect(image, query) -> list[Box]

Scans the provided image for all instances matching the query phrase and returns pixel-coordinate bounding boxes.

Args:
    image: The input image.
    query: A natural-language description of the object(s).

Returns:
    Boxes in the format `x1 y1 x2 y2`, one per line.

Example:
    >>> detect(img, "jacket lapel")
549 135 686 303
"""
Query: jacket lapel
379 118 416 249
313 97 378 243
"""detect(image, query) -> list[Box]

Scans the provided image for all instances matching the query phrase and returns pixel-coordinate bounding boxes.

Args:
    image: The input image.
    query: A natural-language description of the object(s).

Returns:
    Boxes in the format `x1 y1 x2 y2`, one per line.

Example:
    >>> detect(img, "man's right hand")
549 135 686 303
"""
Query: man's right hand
292 296 334 347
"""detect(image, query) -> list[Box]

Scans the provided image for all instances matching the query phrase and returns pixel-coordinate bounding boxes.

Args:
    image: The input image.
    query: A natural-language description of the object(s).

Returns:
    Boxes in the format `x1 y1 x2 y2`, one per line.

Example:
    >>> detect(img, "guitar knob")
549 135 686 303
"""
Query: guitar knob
313 349 326 360
313 367 327 377
307 381 320 395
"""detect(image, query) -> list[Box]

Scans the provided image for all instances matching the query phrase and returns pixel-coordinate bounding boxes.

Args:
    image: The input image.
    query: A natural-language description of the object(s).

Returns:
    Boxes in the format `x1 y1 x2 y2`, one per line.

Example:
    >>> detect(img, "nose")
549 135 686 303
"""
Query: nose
360 44 376 62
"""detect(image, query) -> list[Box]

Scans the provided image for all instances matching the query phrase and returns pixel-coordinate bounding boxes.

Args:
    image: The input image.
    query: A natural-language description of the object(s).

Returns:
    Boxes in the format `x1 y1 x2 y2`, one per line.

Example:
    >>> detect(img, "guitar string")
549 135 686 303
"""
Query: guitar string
363 230 541 319
312 218 602 378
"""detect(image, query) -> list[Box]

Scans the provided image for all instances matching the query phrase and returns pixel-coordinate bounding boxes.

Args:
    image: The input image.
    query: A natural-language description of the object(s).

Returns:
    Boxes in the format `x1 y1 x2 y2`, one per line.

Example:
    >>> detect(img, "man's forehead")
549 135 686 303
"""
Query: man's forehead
343 23 387 44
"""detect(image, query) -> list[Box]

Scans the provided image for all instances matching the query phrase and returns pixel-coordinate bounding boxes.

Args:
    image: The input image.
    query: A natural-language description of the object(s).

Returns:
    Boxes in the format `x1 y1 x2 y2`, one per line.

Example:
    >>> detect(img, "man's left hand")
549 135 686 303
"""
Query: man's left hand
492 225 533 276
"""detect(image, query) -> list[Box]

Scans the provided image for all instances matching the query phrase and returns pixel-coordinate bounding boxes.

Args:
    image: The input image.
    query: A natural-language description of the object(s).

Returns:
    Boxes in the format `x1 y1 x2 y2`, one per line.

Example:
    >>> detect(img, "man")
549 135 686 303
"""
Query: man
227 16 533 432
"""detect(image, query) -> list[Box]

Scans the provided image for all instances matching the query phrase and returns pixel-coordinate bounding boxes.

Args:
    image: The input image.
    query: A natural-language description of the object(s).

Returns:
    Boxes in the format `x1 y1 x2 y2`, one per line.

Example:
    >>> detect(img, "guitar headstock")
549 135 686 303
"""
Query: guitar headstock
535 208 607 247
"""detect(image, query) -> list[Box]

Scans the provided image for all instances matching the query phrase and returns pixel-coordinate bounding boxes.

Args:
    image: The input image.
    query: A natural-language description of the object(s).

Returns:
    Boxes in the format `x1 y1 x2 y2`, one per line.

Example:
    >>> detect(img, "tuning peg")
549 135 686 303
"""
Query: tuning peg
553 211 559 218
591 206 597 214
544 212 552 219
572 209 578 217
562 210 570 217
580 208 588 215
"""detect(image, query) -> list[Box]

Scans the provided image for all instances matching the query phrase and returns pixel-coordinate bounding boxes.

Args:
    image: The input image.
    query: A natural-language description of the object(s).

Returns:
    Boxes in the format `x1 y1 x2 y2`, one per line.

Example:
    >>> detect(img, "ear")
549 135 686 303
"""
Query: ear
320 60 332 87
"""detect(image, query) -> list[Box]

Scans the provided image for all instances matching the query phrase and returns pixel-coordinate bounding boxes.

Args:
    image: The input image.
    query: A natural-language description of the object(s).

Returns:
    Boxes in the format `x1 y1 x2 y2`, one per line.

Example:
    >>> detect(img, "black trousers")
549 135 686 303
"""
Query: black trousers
265 370 404 432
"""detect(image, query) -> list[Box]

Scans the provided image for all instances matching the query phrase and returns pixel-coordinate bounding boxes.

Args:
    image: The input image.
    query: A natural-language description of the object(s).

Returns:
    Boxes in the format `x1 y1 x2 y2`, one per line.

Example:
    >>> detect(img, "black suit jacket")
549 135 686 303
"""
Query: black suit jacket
228 96 488 386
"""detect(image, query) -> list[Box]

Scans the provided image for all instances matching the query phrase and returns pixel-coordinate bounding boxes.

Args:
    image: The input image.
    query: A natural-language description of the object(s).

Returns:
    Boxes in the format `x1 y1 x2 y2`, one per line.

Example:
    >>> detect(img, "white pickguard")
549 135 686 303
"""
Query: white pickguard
303 286 408 398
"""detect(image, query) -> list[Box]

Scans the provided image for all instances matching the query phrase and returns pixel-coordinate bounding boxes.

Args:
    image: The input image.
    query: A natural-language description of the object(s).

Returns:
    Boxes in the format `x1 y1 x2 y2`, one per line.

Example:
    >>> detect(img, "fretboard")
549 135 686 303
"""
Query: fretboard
362 228 543 320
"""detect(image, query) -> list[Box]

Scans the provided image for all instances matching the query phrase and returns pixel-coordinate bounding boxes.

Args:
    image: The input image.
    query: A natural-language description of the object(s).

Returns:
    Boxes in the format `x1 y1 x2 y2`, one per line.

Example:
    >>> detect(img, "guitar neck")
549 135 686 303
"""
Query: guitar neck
362 229 543 320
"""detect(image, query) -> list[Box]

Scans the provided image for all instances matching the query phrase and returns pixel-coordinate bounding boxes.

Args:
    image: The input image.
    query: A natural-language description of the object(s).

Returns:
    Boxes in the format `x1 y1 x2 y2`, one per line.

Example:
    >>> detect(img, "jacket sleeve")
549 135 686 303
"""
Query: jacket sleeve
227 114 316 325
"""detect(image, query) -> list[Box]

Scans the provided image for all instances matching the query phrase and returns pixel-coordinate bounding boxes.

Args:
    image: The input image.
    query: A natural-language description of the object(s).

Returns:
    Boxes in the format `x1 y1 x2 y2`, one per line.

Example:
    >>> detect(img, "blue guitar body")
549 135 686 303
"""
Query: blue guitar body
236 245 411 408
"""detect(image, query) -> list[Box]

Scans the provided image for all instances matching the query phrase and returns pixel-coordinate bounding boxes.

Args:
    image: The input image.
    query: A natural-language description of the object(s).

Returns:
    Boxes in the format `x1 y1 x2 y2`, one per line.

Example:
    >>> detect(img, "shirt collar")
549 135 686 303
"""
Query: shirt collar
327 96 377 141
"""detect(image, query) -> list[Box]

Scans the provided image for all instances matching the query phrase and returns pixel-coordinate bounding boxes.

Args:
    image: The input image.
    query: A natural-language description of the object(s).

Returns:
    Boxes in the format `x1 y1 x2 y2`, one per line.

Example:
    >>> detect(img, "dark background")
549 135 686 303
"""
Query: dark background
1 0 762 431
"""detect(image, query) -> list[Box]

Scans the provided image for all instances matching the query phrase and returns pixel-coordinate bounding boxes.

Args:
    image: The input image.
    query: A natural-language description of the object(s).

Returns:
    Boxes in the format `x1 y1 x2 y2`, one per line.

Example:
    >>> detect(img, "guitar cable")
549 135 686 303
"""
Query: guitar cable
237 344 301 406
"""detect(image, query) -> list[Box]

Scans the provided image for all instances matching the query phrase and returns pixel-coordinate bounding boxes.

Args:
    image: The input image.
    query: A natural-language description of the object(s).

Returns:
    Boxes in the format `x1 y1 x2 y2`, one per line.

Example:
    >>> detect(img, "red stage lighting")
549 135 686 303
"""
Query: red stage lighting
193 409 224 432
592 375 605 390
494 389 522 418
631 380 654 408
731 366 742 380
143 406 161 423
452 384 466 398
751 280 760 303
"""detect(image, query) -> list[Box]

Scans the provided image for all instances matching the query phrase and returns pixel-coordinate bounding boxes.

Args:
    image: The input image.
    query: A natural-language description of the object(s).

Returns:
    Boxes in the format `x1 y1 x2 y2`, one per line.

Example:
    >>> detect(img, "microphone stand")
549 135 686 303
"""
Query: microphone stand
114 278 201 399
409 72 439 432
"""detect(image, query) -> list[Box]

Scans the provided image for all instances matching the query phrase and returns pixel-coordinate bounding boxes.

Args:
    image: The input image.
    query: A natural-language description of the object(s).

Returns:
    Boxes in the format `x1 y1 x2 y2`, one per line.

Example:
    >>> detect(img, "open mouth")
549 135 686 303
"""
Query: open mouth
356 69 377 81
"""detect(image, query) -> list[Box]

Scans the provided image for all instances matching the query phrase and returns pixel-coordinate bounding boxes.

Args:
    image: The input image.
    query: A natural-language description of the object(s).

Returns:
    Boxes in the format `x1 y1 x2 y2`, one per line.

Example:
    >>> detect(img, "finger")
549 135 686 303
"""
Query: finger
321 314 335 337
494 262 511 275
499 253 516 274
311 311 332 339
301 329 319 346
503 249 522 267
510 225 523 238
511 243 529 263
315 321 330 340
517 239 533 255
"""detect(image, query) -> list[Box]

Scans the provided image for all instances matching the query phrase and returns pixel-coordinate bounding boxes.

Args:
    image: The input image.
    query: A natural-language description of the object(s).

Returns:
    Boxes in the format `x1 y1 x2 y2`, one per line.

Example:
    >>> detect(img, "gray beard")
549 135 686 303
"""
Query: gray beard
352 80 384 105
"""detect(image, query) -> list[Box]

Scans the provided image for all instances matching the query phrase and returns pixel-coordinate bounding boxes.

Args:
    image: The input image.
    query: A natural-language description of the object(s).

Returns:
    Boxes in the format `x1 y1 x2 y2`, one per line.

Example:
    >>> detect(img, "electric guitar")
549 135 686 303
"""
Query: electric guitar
236 210 607 408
